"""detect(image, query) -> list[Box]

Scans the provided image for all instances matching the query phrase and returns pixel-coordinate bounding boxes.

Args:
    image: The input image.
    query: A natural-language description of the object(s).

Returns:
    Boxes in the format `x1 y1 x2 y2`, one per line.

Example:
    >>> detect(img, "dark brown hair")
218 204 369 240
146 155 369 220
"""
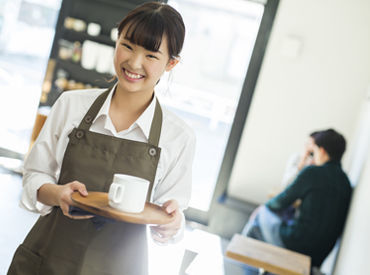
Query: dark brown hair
117 2 185 59
313 129 346 162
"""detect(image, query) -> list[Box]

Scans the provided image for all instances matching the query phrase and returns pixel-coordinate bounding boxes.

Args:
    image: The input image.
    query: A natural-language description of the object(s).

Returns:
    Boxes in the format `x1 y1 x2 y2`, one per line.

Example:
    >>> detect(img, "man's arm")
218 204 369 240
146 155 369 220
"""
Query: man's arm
266 166 314 212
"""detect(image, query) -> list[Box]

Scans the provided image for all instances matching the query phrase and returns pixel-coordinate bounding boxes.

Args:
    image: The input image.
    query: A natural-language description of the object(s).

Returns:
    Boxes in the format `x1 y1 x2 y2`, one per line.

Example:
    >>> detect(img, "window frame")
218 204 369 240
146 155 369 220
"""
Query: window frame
185 0 280 224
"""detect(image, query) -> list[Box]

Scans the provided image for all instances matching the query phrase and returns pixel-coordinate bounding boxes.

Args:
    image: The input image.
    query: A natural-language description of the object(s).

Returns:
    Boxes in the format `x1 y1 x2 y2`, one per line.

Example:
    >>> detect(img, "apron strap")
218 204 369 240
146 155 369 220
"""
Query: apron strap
78 85 163 147
148 99 163 147
78 87 113 131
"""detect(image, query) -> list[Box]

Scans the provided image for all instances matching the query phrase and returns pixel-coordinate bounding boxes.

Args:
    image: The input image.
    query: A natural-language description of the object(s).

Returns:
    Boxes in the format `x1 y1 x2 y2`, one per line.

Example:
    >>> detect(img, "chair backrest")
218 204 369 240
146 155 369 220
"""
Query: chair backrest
29 113 47 150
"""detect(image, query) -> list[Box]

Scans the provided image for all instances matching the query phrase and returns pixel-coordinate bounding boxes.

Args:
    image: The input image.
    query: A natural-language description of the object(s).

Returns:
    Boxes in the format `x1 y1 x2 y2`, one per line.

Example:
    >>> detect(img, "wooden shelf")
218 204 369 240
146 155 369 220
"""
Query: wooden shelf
93 0 138 10
39 59 113 107
62 28 116 47
56 59 112 86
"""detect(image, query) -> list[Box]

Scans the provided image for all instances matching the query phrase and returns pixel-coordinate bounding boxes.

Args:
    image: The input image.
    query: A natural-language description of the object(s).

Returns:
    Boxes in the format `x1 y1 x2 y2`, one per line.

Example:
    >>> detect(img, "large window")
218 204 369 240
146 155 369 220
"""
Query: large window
157 0 265 211
0 0 277 215
0 0 61 155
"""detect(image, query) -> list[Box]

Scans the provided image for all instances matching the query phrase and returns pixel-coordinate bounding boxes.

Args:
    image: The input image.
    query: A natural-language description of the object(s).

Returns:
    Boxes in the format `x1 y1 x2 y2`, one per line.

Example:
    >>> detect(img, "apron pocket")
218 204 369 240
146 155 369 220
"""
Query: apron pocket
8 244 42 275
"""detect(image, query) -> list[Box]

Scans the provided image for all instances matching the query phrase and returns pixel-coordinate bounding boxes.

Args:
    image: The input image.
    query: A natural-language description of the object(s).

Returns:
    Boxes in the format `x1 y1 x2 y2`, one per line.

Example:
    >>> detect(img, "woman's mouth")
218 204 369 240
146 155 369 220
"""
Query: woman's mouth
122 69 144 81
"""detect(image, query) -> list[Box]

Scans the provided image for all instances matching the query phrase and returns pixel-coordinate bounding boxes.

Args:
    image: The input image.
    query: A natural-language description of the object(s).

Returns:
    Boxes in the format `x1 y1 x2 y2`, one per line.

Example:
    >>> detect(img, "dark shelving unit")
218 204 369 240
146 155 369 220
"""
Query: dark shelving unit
39 0 152 107
57 59 112 84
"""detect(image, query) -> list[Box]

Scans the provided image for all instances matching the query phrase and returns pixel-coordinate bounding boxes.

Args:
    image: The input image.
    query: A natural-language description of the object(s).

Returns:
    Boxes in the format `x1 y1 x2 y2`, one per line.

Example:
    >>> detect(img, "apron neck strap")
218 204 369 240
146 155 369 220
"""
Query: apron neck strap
78 87 112 131
148 99 163 147
78 86 163 147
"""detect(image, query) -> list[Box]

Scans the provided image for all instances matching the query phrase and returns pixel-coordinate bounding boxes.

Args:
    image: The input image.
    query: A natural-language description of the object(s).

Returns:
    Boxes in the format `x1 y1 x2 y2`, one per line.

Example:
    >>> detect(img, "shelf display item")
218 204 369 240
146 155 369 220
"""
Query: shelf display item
58 39 74 60
87 22 101 36
111 27 118 41
63 17 74 29
96 45 114 74
64 17 87 32
71 41 82 63
81 40 99 70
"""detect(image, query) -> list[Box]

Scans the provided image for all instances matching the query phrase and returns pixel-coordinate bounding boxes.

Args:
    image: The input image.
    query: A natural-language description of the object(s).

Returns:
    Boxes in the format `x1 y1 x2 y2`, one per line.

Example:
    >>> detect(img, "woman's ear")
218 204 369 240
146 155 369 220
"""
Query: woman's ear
165 57 180 72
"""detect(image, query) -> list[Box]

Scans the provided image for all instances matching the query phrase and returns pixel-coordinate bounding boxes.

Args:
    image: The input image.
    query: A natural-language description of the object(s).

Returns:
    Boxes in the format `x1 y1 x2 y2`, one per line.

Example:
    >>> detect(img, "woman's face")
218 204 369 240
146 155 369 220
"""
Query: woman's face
113 27 178 96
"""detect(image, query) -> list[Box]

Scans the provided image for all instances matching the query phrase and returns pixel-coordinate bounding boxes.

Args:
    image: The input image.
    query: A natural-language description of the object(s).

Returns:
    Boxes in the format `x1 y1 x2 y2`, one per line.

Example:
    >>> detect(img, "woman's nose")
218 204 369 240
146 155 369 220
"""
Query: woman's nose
128 53 143 70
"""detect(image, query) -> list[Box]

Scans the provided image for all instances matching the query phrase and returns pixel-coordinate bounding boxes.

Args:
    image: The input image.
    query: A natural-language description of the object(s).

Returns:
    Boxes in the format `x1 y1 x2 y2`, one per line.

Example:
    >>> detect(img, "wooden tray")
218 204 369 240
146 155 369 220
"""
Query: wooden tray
71 192 174 225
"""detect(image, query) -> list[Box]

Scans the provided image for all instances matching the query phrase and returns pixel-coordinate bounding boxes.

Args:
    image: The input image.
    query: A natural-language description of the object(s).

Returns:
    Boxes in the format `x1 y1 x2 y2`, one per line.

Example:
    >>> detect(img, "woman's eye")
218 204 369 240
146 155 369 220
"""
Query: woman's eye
122 43 132 50
147 54 158 59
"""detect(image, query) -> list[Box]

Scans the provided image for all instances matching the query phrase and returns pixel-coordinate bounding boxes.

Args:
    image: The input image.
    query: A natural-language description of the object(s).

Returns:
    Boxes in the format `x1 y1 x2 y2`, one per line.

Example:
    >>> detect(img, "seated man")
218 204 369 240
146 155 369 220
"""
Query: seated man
243 129 353 268
280 131 319 189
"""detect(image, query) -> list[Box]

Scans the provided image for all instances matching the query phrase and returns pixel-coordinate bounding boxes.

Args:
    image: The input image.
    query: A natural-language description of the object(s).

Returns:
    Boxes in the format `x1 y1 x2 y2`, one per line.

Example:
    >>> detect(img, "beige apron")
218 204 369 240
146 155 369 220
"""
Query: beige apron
8 87 163 275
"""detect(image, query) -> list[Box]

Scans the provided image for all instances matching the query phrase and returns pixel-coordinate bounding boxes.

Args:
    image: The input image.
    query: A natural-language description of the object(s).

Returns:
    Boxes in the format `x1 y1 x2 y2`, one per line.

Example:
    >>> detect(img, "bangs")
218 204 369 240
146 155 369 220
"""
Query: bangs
117 2 185 58
124 13 165 53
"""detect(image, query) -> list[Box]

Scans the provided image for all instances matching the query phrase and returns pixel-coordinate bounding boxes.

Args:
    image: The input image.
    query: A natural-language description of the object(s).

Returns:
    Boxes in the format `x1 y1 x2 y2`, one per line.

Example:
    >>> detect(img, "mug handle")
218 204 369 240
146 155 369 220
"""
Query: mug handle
108 184 125 204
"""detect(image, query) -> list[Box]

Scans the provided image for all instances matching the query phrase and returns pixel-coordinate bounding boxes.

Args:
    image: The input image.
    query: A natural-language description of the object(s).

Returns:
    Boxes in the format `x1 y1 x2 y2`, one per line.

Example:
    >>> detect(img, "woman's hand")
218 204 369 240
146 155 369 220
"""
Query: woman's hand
150 199 182 243
57 181 93 219
37 181 93 220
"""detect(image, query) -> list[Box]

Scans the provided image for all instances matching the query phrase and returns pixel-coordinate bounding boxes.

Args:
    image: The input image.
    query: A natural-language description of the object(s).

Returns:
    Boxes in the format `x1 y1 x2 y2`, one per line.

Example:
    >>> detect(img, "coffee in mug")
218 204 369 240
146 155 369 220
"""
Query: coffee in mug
108 174 150 213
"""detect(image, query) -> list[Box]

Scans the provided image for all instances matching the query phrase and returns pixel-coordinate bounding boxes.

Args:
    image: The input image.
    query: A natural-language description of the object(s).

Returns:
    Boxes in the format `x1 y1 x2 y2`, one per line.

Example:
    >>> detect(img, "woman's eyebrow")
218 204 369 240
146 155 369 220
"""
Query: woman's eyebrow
121 37 164 54
147 49 163 55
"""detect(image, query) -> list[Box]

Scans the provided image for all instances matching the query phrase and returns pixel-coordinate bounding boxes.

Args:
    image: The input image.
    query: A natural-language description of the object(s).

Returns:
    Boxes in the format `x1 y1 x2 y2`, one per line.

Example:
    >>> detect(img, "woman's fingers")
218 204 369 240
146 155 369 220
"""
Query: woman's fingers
150 200 183 243
151 227 177 238
69 181 88 196
162 199 179 214
58 181 93 219
151 230 172 243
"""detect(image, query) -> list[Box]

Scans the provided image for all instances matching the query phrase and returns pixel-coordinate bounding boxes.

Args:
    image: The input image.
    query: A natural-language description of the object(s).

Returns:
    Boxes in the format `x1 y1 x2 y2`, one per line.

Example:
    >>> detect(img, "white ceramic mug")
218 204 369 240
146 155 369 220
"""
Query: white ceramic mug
108 174 150 213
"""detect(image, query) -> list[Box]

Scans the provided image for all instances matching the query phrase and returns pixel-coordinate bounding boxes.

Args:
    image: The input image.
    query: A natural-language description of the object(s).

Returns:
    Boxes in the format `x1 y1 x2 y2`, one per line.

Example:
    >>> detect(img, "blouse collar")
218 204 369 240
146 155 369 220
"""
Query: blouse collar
93 83 156 139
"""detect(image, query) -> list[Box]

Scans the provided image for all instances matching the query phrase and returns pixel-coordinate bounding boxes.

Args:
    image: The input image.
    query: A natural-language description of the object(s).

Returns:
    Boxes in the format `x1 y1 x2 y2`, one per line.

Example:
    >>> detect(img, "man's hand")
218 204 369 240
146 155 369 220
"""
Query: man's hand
150 200 182 244
298 148 314 170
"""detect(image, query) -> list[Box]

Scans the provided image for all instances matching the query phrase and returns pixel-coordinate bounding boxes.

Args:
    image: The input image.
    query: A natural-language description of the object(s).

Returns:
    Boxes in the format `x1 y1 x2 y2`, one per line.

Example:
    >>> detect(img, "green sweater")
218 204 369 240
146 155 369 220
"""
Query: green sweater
266 161 352 266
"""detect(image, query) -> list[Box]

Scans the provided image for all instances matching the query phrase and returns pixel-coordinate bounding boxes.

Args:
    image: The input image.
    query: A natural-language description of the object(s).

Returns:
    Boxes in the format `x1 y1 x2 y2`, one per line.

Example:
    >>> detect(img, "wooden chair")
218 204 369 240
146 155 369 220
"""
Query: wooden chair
226 234 311 275
28 113 47 151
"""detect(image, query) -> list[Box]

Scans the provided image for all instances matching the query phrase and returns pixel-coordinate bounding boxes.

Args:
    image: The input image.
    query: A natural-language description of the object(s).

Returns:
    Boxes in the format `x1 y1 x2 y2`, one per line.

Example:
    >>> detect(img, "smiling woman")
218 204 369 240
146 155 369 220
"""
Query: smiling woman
7 2 196 275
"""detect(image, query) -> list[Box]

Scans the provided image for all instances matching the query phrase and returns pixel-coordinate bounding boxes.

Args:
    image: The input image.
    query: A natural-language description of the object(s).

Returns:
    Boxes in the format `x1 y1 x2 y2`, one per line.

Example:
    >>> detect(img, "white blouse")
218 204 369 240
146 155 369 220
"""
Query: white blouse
21 87 196 240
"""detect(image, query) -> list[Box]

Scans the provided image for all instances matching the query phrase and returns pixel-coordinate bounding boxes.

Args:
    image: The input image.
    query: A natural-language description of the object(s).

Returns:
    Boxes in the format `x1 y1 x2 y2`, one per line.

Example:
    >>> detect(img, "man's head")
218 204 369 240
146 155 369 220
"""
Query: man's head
312 129 346 164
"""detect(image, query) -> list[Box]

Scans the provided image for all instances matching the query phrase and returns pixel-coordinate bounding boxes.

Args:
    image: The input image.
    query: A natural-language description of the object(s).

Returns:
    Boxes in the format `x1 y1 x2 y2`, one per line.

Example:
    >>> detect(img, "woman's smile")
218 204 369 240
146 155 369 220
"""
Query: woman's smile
122 68 145 82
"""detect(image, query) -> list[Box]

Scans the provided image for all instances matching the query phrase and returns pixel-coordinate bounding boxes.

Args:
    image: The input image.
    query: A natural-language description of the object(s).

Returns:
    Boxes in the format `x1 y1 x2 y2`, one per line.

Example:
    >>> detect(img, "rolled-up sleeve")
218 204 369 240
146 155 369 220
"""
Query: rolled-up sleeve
152 127 196 243
266 166 313 212
21 95 67 215
153 130 196 210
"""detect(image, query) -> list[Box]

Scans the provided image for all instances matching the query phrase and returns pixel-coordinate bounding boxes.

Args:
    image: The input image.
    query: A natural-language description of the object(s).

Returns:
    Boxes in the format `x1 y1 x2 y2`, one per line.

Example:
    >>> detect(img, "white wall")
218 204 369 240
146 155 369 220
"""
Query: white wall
227 0 370 204
333 96 370 274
